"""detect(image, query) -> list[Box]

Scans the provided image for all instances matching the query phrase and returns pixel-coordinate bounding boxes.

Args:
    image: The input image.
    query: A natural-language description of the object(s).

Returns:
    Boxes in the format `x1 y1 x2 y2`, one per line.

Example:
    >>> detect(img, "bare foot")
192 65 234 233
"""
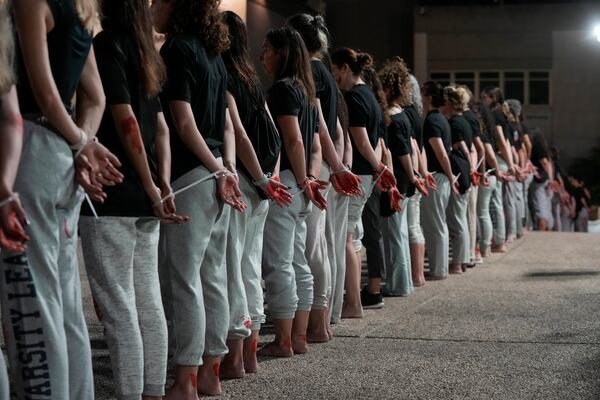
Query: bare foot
165 382 199 400
257 340 293 358
292 335 308 354
197 362 222 396
221 339 245 380
449 264 463 274
243 336 259 373
341 303 363 319
413 276 426 287
491 244 507 253
506 234 515 244
424 272 446 281
326 324 334 340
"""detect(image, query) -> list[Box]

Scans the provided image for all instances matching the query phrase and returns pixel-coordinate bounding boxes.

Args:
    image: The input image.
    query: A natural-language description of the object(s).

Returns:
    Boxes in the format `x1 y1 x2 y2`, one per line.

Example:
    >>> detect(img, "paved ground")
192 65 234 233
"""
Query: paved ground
3 231 600 399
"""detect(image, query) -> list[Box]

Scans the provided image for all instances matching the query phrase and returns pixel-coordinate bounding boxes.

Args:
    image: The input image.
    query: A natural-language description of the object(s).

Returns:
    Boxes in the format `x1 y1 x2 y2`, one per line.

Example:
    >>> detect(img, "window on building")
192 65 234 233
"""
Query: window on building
504 71 525 103
430 72 450 87
479 71 500 91
529 71 550 105
454 72 475 94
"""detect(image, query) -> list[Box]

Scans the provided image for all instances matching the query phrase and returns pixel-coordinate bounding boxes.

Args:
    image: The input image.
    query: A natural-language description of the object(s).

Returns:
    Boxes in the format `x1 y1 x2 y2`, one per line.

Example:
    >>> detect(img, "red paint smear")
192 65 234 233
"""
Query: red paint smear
212 363 220 377
190 373 197 388
251 338 258 353
297 334 307 343
283 336 292 352
63 220 73 239
243 319 252 329
120 116 144 154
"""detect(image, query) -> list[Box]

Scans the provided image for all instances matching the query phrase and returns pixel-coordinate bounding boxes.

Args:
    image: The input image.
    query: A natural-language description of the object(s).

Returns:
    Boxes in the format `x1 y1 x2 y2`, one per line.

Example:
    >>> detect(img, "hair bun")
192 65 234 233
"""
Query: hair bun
356 52 373 70
312 15 325 28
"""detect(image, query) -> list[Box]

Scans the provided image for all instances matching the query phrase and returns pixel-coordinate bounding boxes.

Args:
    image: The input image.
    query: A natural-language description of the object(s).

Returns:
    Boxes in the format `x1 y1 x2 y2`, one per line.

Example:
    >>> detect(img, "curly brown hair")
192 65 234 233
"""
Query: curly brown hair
168 0 230 54
377 56 410 108
444 84 470 113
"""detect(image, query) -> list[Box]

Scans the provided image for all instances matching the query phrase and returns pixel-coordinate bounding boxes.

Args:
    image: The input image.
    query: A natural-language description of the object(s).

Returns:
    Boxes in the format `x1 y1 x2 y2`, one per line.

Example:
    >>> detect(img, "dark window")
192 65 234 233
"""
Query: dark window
529 71 549 105
431 72 450 87
504 71 524 102
479 71 500 90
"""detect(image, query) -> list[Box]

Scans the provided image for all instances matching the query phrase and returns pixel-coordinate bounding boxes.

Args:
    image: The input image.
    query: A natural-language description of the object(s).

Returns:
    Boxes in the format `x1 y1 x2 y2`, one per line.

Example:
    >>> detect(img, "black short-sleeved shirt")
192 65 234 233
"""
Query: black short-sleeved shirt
388 111 413 195
160 34 228 181
311 59 338 141
508 121 523 151
227 73 280 178
530 131 550 169
423 109 452 173
267 78 318 174
17 0 92 115
344 84 384 175
449 115 473 149
404 105 423 151
494 109 511 144
463 110 481 140
479 105 497 149
81 29 161 217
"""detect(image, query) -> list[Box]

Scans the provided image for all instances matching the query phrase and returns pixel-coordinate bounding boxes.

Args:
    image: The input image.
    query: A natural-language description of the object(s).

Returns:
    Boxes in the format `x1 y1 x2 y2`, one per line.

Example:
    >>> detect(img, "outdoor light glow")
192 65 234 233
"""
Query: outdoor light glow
595 24 600 42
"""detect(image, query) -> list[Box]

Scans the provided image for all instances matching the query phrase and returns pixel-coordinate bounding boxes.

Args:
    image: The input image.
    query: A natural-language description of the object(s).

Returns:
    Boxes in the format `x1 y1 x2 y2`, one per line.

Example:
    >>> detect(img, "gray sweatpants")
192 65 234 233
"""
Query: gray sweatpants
306 164 332 310
226 174 268 337
420 173 451 278
159 163 231 365
327 190 349 324
347 175 374 235
504 180 518 237
447 191 470 265
491 158 507 245
467 187 479 259
262 170 313 320
80 217 166 399
1 348 8 400
381 198 413 296
407 193 425 245
0 121 93 400
477 175 497 254
528 180 553 229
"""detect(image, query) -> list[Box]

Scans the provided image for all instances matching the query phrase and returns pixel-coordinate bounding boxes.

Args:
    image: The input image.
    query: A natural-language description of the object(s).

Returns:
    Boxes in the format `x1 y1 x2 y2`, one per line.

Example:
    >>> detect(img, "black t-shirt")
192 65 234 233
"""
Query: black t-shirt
423 109 452 173
344 84 384 175
530 131 550 170
160 34 228 181
311 59 338 141
494 109 511 144
16 0 92 115
388 111 413 195
463 110 481 140
449 115 473 149
267 77 318 174
226 72 280 178
404 105 423 151
81 29 161 217
479 105 497 149
508 121 523 151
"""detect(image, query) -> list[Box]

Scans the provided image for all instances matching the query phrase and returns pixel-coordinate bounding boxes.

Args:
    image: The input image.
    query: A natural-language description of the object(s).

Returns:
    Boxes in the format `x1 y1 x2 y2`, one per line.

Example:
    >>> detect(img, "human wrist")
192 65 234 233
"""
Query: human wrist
0 192 19 209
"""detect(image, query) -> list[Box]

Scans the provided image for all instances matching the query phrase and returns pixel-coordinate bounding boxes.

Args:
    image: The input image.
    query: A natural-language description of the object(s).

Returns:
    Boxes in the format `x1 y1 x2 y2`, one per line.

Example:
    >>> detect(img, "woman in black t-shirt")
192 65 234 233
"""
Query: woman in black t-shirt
378 57 427 296
152 0 245 397
219 11 292 378
420 81 457 279
6 1 123 398
258 26 327 358
286 12 361 345
79 2 188 399
330 47 397 318
444 85 474 275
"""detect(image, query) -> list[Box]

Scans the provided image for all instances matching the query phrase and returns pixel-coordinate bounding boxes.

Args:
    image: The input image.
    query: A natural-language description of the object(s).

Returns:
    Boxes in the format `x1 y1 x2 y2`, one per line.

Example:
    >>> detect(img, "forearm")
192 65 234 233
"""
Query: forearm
309 133 323 178
333 118 345 160
222 112 236 168
0 88 23 198
497 133 514 168
75 88 105 138
399 153 416 183
320 129 343 171
350 127 381 170
342 125 352 167
155 113 171 188
236 135 264 180
474 137 485 173
418 148 429 176
484 143 500 171
410 138 420 171
431 139 453 179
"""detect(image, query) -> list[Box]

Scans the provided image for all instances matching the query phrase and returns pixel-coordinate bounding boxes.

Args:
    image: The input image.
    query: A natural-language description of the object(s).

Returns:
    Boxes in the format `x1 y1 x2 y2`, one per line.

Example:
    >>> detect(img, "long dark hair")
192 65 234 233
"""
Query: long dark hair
422 80 444 108
101 0 166 96
221 11 259 98
266 26 316 104
0 3 15 95
363 65 389 124
481 86 505 110
286 13 329 54
167 0 230 54
330 47 372 76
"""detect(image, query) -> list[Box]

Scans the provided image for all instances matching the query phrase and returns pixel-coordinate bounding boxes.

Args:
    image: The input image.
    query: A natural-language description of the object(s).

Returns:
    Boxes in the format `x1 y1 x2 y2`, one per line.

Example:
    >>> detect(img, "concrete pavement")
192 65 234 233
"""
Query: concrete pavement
3 231 600 399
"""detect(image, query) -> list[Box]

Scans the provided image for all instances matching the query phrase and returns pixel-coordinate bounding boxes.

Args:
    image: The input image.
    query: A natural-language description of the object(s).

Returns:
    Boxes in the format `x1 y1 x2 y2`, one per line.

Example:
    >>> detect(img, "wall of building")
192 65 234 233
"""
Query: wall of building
415 3 600 168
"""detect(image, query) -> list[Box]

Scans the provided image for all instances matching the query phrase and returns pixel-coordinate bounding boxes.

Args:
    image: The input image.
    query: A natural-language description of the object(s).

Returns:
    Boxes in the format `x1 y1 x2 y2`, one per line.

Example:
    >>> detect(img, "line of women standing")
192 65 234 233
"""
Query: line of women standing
0 0 546 399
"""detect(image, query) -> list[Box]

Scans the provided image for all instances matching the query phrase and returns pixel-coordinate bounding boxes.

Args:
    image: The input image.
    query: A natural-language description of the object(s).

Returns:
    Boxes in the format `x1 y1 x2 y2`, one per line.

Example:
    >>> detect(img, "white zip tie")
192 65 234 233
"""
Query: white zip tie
84 193 99 219
484 168 496 176
371 165 387 192
475 156 485 171
0 193 19 209
159 170 231 204
452 173 462 185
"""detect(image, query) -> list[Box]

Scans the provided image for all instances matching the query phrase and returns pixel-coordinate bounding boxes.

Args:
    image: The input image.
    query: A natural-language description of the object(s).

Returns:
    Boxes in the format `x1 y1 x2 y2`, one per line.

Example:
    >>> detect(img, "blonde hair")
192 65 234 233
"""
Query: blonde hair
444 84 470 112
0 3 15 95
75 0 100 33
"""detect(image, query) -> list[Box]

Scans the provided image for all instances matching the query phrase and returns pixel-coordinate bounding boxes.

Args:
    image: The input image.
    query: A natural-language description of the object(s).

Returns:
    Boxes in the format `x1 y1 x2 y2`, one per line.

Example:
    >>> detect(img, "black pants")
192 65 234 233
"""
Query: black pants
361 190 386 280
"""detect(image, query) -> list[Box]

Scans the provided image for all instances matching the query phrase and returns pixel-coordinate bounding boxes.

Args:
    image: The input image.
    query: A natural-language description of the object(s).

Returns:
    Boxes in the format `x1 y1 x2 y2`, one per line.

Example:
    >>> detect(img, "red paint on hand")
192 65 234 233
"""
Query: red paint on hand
190 372 198 388
120 116 144 154
283 336 292 351
251 338 258 353
212 363 220 377
297 334 307 343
